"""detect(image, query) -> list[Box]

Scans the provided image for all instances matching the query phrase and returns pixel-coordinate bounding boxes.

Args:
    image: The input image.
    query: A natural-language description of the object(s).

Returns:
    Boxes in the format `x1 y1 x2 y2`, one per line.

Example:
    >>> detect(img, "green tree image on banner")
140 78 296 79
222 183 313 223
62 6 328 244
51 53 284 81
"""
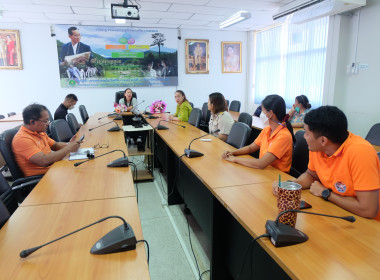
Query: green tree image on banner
55 25 178 88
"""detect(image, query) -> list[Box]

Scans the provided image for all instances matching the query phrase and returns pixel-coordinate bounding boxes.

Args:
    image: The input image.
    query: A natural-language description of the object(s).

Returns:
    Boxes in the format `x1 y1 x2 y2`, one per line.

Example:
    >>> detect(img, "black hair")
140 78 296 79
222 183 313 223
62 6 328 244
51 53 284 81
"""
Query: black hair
123 88 133 105
22 103 48 125
175 90 188 102
68 27 78 35
304 106 349 144
296 95 311 109
65 93 78 101
209 92 227 114
262 94 296 144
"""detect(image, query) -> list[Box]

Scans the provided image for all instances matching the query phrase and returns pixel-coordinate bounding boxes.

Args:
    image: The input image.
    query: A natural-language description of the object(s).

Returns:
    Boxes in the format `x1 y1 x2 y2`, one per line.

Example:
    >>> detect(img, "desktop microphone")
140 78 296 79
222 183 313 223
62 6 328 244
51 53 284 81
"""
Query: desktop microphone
143 105 158 119
74 149 129 167
156 120 186 130
184 129 220 158
98 113 119 120
108 121 122 132
19 216 137 258
265 210 355 247
89 121 114 131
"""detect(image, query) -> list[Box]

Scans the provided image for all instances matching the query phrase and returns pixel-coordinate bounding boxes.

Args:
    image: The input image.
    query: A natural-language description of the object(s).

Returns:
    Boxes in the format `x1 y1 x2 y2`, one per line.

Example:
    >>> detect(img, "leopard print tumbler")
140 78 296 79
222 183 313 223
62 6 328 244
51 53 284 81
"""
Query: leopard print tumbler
277 182 302 227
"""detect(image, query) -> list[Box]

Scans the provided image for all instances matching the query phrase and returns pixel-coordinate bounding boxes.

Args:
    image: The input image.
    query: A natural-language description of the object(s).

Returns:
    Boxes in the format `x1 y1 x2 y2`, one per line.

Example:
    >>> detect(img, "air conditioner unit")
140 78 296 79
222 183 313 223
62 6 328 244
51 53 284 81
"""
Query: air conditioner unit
273 0 366 23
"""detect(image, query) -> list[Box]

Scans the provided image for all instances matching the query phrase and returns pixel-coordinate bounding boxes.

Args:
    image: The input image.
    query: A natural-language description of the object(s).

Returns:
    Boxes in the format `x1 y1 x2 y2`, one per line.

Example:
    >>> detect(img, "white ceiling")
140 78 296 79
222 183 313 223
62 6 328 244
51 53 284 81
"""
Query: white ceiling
0 0 293 31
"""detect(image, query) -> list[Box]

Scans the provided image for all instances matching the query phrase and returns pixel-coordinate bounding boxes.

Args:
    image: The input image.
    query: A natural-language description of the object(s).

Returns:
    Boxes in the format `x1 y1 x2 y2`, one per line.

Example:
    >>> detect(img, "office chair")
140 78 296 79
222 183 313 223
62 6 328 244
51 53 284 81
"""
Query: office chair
189 102 194 108
50 119 74 142
7 112 16 117
227 122 252 149
253 105 262 117
238 112 253 127
115 91 137 104
67 113 81 135
226 100 230 108
289 130 309 178
229 100 241 112
0 198 10 229
0 115 5 119
46 108 54 137
0 172 18 216
200 102 211 132
365 123 380 146
0 129 42 199
188 108 202 128
79 105 89 124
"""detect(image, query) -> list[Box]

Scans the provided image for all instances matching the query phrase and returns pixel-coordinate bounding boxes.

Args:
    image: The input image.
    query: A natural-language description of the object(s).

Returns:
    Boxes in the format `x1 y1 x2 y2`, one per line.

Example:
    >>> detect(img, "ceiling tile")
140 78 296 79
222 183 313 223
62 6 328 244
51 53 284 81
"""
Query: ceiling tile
81 21 132 27
2 11 47 19
137 0 209 4
1 3 73 13
45 13 105 21
0 0 34 4
23 18 81 24
169 4 230 16
131 22 180 29
190 14 225 21
160 18 210 26
206 0 281 10
33 0 104 8
140 10 192 20
0 17 24 23
72 7 110 16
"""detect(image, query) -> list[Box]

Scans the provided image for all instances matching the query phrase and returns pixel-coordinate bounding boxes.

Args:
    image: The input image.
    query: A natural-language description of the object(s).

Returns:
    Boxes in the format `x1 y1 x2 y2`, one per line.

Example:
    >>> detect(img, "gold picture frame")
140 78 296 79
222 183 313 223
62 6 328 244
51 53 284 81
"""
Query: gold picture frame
0 29 23 70
185 39 209 74
221 41 241 73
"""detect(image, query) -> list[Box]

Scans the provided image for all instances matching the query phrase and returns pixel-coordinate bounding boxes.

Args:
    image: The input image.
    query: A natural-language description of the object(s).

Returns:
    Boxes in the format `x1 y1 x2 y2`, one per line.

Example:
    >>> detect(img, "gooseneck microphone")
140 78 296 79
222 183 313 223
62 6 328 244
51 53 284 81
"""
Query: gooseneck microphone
89 121 114 131
89 121 121 132
108 121 121 132
184 129 220 158
20 216 137 258
156 120 186 130
74 149 129 167
265 210 356 247
143 105 158 119
98 113 119 120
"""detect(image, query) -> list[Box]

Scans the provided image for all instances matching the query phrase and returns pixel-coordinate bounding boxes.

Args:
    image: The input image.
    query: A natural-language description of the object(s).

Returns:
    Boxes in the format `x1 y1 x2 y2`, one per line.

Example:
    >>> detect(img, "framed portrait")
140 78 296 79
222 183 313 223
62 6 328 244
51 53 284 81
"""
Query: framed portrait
185 39 209 74
0 29 23 70
221 41 241 73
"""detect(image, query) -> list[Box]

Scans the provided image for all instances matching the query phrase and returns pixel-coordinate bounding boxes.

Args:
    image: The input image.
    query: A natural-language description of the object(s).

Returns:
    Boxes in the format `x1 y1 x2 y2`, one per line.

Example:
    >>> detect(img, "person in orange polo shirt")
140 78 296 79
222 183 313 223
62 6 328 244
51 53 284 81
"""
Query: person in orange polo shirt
275 106 380 221
12 104 81 177
222 95 295 173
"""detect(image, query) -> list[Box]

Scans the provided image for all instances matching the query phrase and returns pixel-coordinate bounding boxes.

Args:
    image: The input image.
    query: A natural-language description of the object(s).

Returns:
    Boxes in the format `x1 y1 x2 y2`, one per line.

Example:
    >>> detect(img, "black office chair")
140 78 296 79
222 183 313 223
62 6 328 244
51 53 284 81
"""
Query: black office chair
115 91 137 104
50 120 74 142
46 109 54 137
253 105 262 117
365 123 380 146
238 112 252 127
0 129 42 198
0 173 18 216
67 113 80 135
227 122 252 149
0 197 10 229
79 105 89 124
289 130 309 178
226 100 230 108
229 100 241 112
0 115 5 119
200 102 211 132
189 102 194 108
7 112 16 117
188 108 202 128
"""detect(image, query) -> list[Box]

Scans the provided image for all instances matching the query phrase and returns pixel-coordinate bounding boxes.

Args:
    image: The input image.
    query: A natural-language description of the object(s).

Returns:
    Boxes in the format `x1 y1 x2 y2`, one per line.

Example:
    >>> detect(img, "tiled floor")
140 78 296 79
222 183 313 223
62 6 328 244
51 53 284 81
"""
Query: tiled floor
136 169 211 280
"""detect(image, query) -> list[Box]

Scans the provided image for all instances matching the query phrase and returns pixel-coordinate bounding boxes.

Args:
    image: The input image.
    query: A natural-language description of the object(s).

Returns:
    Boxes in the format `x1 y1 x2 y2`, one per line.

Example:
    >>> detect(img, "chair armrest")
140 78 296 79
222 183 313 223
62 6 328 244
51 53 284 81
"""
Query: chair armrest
11 175 43 191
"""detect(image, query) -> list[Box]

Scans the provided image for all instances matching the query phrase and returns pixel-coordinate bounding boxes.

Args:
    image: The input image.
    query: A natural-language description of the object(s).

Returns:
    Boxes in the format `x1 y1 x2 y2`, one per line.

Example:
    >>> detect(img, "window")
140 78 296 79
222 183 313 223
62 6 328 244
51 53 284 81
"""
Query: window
254 17 329 108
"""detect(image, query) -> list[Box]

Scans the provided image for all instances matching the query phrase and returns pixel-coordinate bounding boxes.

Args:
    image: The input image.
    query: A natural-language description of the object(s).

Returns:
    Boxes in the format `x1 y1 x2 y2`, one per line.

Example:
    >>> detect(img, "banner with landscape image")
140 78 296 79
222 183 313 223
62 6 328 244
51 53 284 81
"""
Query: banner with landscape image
55 25 178 88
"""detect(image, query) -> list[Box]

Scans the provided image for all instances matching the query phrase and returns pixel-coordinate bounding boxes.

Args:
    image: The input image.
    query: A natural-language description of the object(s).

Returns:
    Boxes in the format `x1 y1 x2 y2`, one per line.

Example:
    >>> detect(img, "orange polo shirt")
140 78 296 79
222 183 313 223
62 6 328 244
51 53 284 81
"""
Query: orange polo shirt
12 126 56 177
254 124 293 172
308 132 380 221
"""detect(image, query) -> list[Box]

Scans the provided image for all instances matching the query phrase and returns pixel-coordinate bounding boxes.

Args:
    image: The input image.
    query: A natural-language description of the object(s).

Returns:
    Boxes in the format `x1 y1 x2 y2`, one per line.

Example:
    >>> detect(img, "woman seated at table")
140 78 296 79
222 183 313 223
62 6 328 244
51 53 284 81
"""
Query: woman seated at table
169 90 193 122
119 88 137 112
288 95 311 128
222 94 295 172
208 92 234 142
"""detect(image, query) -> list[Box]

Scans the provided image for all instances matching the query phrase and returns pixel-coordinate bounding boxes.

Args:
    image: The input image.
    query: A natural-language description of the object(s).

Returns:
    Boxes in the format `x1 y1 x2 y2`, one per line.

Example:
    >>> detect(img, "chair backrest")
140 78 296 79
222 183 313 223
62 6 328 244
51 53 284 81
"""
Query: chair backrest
115 91 137 104
0 173 17 216
289 130 309 178
189 102 194 108
201 103 211 123
238 112 252 127
0 198 10 229
47 109 54 122
226 100 230 107
253 105 262 117
0 115 5 119
79 105 89 124
7 112 16 117
227 122 252 149
0 129 24 180
365 123 380 146
67 113 80 135
188 108 202 128
50 119 74 142
229 100 241 112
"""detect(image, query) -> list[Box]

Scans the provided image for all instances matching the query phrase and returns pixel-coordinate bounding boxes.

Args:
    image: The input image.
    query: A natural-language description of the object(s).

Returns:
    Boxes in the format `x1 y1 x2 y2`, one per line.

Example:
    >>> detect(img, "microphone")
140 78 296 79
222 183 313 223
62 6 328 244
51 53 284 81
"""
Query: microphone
184 129 220 158
156 120 186 130
108 121 121 132
74 149 129 167
131 100 145 115
89 121 114 131
98 113 119 120
143 105 158 119
265 210 356 247
20 216 137 258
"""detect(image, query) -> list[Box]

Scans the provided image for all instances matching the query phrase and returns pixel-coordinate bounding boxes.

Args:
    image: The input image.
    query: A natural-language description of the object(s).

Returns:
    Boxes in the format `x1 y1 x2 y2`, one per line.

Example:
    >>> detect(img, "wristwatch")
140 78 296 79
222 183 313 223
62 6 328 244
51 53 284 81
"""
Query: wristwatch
322 189 332 201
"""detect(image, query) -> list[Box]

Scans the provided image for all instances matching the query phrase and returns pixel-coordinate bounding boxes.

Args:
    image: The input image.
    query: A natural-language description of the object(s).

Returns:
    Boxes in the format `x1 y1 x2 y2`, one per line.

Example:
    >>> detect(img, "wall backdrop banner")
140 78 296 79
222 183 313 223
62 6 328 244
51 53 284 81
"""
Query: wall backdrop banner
55 25 178 88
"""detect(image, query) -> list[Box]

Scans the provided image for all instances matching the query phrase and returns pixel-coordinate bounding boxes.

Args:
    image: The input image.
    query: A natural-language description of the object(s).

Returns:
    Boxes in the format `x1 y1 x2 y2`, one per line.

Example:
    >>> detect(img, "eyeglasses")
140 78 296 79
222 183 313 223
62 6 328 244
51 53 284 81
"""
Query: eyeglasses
93 143 109 149
37 119 50 124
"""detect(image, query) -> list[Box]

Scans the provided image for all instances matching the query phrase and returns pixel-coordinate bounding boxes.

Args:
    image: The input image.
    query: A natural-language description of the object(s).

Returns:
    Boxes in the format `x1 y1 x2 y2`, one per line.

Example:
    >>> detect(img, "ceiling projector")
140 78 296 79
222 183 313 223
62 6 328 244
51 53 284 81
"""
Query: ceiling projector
111 4 140 20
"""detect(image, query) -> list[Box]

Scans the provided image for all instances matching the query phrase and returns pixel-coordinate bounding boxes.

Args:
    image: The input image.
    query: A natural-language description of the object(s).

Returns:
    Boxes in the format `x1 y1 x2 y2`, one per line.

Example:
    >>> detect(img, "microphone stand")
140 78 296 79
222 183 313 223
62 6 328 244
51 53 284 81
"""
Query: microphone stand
156 120 186 130
184 129 220 158
74 149 129 167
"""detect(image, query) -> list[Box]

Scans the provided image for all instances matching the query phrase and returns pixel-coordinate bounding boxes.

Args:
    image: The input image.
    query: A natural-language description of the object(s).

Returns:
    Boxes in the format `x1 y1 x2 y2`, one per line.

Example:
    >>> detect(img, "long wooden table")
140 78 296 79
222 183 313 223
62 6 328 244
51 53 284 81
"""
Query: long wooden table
146 113 380 279
0 114 23 122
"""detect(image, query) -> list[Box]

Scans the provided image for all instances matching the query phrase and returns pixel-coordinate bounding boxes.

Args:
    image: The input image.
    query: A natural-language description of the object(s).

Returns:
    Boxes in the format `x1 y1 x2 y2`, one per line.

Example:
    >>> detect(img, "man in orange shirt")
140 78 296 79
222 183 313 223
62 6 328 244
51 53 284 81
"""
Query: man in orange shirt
276 106 380 221
12 104 81 177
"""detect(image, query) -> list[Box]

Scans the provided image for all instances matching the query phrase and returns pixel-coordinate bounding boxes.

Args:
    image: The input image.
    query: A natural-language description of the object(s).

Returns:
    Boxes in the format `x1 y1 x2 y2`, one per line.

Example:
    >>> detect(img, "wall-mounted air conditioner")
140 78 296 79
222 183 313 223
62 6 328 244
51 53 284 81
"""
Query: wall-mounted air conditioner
273 0 366 23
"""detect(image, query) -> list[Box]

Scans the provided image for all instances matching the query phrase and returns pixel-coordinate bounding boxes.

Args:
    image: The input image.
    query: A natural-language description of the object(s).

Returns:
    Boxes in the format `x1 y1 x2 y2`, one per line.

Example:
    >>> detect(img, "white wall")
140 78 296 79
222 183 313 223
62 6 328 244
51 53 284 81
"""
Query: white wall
0 23 248 121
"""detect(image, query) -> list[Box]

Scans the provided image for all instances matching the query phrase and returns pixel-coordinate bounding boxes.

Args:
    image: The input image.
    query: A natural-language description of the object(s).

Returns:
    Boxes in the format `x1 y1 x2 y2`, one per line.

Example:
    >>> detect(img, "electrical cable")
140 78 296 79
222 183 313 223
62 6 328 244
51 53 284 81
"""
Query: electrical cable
199 269 210 280
136 239 149 264
129 162 138 202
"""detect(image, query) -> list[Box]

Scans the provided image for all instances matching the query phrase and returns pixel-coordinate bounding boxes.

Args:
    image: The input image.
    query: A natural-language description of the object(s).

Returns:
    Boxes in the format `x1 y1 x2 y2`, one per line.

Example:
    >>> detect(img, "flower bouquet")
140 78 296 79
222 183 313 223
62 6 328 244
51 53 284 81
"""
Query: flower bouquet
150 100 167 114
114 103 128 113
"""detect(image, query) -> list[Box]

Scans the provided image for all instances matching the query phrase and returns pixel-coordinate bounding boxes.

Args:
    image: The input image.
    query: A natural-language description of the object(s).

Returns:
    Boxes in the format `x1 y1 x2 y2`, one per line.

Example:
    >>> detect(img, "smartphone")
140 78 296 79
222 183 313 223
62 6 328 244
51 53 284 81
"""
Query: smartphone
300 200 312 209
79 135 85 142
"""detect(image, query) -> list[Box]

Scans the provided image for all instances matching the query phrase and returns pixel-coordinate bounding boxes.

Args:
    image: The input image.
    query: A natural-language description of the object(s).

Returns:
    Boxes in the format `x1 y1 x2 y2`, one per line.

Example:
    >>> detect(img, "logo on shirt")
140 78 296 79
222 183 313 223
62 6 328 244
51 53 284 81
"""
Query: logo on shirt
334 181 347 193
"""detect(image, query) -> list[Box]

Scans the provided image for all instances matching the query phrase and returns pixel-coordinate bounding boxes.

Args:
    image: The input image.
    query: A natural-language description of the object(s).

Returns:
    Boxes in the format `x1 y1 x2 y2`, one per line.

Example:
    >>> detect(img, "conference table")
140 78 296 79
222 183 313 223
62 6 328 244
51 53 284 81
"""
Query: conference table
146 113 380 279
0 113 149 279
0 113 23 122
